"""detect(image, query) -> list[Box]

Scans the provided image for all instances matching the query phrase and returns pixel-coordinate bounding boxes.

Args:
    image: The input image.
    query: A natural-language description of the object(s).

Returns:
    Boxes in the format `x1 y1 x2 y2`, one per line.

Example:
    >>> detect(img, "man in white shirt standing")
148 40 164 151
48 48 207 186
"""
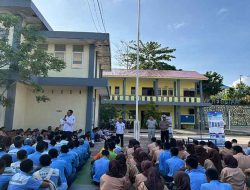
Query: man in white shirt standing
115 118 125 147
60 110 75 137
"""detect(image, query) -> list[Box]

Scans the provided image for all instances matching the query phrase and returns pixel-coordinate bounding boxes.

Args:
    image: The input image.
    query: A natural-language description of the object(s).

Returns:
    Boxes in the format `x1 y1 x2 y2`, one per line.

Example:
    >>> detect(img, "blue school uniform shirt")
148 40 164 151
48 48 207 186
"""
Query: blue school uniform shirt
0 170 14 190
68 149 79 168
7 172 42 190
51 158 67 183
28 152 42 166
187 169 207 190
8 148 21 162
159 150 171 173
201 180 233 190
0 151 6 158
58 153 73 175
92 157 110 183
33 167 60 187
165 156 185 177
22 145 35 155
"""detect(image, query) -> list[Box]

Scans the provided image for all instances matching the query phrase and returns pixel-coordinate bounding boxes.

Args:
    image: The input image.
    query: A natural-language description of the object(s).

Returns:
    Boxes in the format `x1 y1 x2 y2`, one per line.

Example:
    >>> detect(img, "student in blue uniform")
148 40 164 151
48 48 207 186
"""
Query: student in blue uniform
49 149 68 189
1 154 16 176
28 142 45 167
0 158 13 190
159 142 171 176
186 156 207 190
0 143 6 158
11 150 27 171
8 138 22 162
58 145 76 187
33 154 61 189
22 139 35 155
92 150 110 185
201 168 233 190
164 147 185 182
7 159 50 190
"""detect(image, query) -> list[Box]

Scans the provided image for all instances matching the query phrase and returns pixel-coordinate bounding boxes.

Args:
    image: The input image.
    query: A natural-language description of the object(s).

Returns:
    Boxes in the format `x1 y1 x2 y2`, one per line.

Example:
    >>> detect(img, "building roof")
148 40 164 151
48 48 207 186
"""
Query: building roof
103 69 208 80
0 0 52 31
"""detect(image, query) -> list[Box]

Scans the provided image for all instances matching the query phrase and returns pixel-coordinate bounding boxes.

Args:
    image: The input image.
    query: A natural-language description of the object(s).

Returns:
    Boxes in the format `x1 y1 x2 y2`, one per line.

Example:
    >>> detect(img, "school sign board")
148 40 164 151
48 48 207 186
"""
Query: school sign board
207 112 225 146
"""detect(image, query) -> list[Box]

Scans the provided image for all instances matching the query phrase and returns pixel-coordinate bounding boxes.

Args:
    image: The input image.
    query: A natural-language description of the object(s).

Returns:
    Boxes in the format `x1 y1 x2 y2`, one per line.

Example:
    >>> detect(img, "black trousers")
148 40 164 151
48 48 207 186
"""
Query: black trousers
161 130 169 143
116 134 124 147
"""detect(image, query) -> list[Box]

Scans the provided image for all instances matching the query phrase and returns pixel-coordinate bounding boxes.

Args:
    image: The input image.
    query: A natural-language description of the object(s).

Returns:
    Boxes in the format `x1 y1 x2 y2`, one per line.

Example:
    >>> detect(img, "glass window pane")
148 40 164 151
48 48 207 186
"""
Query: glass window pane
73 52 83 64
115 87 120 94
55 52 65 61
73 45 84 52
131 87 135 95
168 89 173 96
55 44 66 51
162 89 167 96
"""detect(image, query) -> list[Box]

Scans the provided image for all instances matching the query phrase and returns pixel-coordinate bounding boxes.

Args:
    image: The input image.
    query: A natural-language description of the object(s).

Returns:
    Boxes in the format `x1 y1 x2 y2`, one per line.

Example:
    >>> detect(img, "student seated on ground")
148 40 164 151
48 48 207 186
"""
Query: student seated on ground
28 141 45 167
100 160 131 190
220 155 245 190
134 160 152 189
147 137 156 154
152 141 163 164
1 154 16 176
164 147 185 182
0 143 6 158
185 156 207 190
220 141 233 159
22 138 35 155
8 159 50 190
233 145 250 172
138 167 167 190
108 141 117 161
150 140 161 159
48 148 68 188
33 154 63 190
11 150 27 171
92 150 110 185
114 138 122 155
0 158 14 190
159 142 171 176
173 171 191 190
201 168 233 190
8 137 23 162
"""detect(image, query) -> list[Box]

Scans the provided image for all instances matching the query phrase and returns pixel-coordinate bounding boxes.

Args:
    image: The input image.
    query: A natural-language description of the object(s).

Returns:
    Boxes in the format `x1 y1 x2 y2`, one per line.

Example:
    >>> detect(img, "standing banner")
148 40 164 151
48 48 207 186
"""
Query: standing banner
207 112 225 146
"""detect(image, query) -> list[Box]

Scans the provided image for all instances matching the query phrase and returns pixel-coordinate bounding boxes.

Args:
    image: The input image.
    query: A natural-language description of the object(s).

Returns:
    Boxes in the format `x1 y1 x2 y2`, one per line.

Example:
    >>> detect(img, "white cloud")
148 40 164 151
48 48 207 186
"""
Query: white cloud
232 76 250 87
217 8 228 16
168 22 187 30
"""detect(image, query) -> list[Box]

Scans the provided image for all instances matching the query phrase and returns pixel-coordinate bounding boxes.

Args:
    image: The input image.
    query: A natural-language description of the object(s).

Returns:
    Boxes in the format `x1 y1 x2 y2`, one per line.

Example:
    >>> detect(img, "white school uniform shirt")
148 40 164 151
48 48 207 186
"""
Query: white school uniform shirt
60 115 76 132
115 122 125 134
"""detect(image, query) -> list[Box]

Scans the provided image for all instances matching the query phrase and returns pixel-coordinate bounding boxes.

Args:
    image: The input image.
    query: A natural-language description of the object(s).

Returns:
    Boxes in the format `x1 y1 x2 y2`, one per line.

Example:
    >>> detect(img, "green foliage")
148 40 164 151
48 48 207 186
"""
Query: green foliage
226 83 250 104
117 40 176 70
0 13 66 106
99 103 118 122
203 71 223 99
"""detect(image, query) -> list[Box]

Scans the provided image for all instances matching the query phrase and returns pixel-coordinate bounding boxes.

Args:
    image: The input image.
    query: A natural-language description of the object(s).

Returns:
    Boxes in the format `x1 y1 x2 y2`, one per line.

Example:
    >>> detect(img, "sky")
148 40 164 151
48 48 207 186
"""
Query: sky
33 0 250 86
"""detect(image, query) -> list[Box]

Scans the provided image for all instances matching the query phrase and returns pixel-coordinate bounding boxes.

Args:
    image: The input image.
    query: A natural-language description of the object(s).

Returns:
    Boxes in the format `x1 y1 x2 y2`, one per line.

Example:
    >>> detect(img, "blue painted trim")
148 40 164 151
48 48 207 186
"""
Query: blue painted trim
39 31 109 41
88 44 95 78
35 77 109 87
85 87 93 132
101 99 211 107
0 0 53 31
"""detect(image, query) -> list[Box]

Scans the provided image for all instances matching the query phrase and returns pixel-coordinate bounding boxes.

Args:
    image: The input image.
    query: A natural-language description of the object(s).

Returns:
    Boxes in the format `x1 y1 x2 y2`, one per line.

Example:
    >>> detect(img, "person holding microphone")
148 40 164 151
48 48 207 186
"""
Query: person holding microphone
60 110 75 137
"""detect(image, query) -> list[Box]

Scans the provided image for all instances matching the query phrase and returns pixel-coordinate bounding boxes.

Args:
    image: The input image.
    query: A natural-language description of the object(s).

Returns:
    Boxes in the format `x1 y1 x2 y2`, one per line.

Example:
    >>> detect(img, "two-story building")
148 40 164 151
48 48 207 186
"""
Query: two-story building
0 0 111 132
102 69 210 129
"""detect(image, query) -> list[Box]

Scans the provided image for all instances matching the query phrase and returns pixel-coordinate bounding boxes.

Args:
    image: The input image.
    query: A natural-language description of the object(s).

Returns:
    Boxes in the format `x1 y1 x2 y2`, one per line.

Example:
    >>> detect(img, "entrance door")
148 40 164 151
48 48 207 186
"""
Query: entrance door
141 111 145 128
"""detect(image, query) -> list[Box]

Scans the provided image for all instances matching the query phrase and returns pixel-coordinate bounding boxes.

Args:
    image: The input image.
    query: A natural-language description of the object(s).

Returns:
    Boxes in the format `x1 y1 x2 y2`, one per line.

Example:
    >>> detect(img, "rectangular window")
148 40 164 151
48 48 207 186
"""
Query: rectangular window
115 86 120 95
196 82 200 95
131 87 136 95
54 44 65 61
184 90 195 97
73 45 84 65
168 88 173 96
157 88 161 96
38 44 48 51
162 88 167 96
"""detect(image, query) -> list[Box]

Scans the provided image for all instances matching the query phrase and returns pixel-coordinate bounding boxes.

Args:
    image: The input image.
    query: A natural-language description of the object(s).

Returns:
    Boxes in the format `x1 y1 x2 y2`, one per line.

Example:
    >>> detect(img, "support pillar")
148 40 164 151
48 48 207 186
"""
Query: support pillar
154 79 159 97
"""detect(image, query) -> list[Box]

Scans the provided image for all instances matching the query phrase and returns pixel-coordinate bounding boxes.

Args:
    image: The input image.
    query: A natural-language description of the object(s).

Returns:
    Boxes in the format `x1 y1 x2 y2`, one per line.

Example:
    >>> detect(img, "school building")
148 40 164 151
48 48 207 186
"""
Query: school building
102 69 210 129
0 0 111 132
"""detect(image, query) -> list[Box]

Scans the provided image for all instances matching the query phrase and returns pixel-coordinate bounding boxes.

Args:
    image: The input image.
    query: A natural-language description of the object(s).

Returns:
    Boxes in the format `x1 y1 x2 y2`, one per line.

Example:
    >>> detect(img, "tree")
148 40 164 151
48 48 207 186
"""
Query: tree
116 40 176 70
227 83 250 104
99 103 118 123
0 13 66 106
203 71 223 99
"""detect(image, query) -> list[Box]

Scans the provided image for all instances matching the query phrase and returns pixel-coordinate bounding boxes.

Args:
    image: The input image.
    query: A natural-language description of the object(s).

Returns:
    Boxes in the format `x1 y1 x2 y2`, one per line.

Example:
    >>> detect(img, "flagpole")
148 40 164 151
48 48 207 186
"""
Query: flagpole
135 0 140 140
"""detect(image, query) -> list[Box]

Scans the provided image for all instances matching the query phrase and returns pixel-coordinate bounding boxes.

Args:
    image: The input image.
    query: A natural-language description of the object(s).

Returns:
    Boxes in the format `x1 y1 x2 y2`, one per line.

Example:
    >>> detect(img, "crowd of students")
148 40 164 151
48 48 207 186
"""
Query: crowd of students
91 136 250 190
0 128 90 190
